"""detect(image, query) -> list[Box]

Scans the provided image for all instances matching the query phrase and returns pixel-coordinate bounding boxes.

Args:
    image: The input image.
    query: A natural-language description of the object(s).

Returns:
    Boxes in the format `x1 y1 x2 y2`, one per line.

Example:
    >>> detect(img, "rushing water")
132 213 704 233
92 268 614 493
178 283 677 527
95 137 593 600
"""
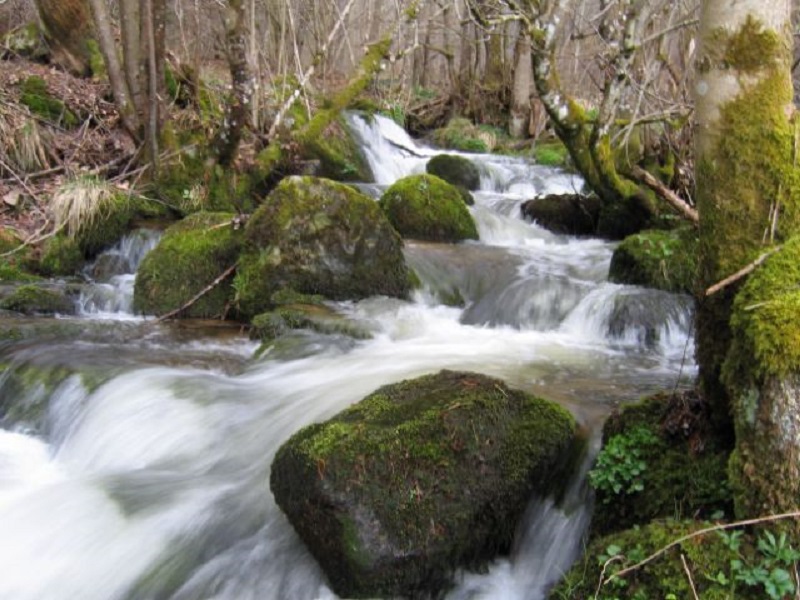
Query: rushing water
0 114 695 600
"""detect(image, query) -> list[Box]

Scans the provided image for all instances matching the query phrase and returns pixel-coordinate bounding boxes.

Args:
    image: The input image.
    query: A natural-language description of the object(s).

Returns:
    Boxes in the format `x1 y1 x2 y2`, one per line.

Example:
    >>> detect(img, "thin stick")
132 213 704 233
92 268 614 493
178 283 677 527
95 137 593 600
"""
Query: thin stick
157 263 237 321
681 553 700 600
605 510 800 585
0 156 44 204
705 246 782 297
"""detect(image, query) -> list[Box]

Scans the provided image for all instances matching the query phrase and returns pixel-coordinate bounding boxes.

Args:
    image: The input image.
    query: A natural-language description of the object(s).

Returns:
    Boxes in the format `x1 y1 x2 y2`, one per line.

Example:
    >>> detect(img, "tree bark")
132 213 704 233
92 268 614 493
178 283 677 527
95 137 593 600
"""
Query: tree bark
695 0 800 521
34 0 95 75
509 31 532 139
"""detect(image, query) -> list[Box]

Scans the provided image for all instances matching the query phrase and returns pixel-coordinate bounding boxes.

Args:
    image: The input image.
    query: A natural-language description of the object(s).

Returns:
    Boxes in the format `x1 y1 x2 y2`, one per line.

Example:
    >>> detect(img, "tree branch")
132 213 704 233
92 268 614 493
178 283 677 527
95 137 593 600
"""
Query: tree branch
630 166 698 224
705 246 782 297
157 263 238 321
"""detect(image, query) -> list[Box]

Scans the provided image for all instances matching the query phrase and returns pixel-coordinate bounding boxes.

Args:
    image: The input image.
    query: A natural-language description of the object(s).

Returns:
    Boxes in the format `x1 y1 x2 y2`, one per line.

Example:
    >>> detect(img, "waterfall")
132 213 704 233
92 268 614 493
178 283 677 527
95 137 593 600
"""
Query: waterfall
0 113 696 600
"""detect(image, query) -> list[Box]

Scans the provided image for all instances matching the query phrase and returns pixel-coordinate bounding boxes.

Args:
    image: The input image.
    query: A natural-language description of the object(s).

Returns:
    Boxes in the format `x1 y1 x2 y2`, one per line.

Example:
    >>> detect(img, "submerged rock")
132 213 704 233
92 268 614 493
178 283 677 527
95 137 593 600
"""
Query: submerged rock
520 193 601 236
379 174 479 243
235 176 410 318
270 370 577 598
426 154 481 191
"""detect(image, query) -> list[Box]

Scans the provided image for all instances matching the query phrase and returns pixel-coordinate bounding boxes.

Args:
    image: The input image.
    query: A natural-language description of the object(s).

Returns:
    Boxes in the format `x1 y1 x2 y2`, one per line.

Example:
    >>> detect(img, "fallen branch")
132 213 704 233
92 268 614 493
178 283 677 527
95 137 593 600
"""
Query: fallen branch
157 263 238 322
705 246 782 297
604 510 800 587
631 166 699 224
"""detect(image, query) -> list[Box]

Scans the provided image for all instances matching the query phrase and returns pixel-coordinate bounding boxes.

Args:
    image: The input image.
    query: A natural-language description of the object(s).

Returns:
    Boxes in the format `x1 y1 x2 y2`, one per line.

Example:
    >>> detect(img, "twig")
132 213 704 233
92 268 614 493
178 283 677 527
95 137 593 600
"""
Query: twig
157 263 237 321
681 553 700 600
0 220 63 258
0 156 44 205
705 246 782 297
630 166 698 224
605 510 800 586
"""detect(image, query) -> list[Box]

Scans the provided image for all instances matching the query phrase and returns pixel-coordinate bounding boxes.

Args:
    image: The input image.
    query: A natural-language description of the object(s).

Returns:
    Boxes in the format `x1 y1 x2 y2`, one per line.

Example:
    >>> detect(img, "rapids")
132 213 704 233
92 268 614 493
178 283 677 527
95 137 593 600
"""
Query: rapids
0 114 695 600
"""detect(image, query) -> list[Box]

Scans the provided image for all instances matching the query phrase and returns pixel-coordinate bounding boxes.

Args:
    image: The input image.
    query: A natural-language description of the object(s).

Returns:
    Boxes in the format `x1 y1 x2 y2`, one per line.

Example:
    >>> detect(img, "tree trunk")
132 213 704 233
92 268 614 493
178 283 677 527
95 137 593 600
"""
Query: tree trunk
34 0 94 75
695 0 800 520
509 31 531 139
213 0 252 167
87 0 140 139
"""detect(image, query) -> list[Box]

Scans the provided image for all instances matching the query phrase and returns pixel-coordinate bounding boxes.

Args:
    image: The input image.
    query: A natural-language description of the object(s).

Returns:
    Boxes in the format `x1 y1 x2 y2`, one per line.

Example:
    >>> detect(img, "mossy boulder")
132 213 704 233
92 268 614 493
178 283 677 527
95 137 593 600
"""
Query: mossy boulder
134 212 242 318
589 392 732 539
551 519 763 600
250 302 372 343
596 192 658 240
234 176 410 318
301 117 373 182
38 234 84 276
608 228 699 295
270 370 577 598
520 193 602 236
379 174 479 243
0 284 76 315
425 154 481 191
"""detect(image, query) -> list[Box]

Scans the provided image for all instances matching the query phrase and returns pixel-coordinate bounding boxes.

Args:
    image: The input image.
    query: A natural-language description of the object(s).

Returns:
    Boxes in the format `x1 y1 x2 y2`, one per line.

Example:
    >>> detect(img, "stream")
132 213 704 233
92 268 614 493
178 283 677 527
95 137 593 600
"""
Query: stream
0 114 695 600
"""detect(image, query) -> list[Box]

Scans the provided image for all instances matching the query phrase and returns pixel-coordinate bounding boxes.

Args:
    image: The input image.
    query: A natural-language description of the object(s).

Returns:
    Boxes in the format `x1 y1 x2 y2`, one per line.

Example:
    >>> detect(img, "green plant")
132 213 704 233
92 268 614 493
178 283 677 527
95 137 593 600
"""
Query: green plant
589 427 659 501
711 529 800 599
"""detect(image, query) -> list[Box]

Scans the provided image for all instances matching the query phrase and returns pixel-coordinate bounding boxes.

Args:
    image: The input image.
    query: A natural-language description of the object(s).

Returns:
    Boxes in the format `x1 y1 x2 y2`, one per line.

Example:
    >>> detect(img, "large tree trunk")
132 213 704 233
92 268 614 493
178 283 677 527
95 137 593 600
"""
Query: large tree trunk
695 0 800 520
509 31 532 139
34 0 94 75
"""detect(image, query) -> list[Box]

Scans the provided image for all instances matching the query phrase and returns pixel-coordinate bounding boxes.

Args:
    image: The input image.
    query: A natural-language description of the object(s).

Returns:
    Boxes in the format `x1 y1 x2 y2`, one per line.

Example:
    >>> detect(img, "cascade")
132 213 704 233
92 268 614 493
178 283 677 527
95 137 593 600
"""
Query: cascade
0 113 695 599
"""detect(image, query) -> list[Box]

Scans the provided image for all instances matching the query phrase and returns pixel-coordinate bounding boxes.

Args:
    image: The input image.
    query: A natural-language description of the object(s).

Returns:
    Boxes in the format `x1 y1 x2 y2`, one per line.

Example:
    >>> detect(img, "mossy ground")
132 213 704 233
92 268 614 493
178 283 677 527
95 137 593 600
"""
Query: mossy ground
379 174 479 243
134 212 242 318
608 228 699 295
271 370 577 598
20 75 78 128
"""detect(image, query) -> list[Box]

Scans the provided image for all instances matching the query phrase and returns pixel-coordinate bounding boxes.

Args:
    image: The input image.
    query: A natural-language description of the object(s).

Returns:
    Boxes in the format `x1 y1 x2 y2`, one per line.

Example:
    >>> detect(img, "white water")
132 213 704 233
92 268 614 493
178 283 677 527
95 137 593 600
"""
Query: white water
0 114 695 600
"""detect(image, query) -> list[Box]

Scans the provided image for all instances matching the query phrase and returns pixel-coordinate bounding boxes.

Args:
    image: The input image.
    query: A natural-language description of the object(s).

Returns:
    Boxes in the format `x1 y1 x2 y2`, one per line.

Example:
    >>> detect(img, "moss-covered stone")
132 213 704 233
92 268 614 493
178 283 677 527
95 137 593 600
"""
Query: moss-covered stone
38 234 84 276
425 154 481 191
2 23 49 62
271 370 577 599
0 284 76 315
20 76 78 128
596 191 658 240
133 212 242 318
608 228 699 295
301 117 373 182
250 303 372 343
590 392 733 539
379 174 479 243
552 519 763 600
520 193 602 236
235 176 410 318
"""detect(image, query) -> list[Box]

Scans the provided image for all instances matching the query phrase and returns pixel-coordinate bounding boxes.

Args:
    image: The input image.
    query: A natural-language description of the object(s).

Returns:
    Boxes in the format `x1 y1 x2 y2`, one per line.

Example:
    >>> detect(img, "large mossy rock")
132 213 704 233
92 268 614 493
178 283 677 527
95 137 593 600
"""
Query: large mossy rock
521 193 602 236
134 212 242 318
608 228 699 295
235 176 410 318
379 174 479 243
0 283 76 315
426 154 481 191
271 370 577 598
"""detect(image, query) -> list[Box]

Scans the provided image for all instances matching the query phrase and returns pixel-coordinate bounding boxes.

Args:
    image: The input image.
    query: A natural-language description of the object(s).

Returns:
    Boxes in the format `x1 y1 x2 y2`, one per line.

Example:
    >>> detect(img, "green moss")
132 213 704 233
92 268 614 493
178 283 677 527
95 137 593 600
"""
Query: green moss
133 212 242 318
85 39 105 78
552 520 761 600
532 141 569 167
590 393 733 539
38 235 84 276
431 118 489 153
20 76 78 128
235 176 410 318
721 16 784 73
249 304 372 342
608 228 699 294
379 174 479 242
0 284 74 315
301 117 372 182
271 370 577 598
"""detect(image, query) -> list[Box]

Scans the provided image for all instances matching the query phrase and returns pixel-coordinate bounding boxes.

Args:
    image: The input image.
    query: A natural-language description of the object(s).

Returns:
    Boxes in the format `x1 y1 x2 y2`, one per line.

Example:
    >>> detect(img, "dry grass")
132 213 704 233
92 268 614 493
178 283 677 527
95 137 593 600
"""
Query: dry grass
0 101 50 174
49 176 119 238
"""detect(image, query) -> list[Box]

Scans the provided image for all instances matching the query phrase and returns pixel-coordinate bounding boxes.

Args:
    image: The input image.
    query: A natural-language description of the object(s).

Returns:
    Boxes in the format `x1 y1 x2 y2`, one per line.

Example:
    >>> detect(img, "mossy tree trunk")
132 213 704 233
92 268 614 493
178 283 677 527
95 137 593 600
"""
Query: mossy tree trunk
33 0 95 75
695 0 800 522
